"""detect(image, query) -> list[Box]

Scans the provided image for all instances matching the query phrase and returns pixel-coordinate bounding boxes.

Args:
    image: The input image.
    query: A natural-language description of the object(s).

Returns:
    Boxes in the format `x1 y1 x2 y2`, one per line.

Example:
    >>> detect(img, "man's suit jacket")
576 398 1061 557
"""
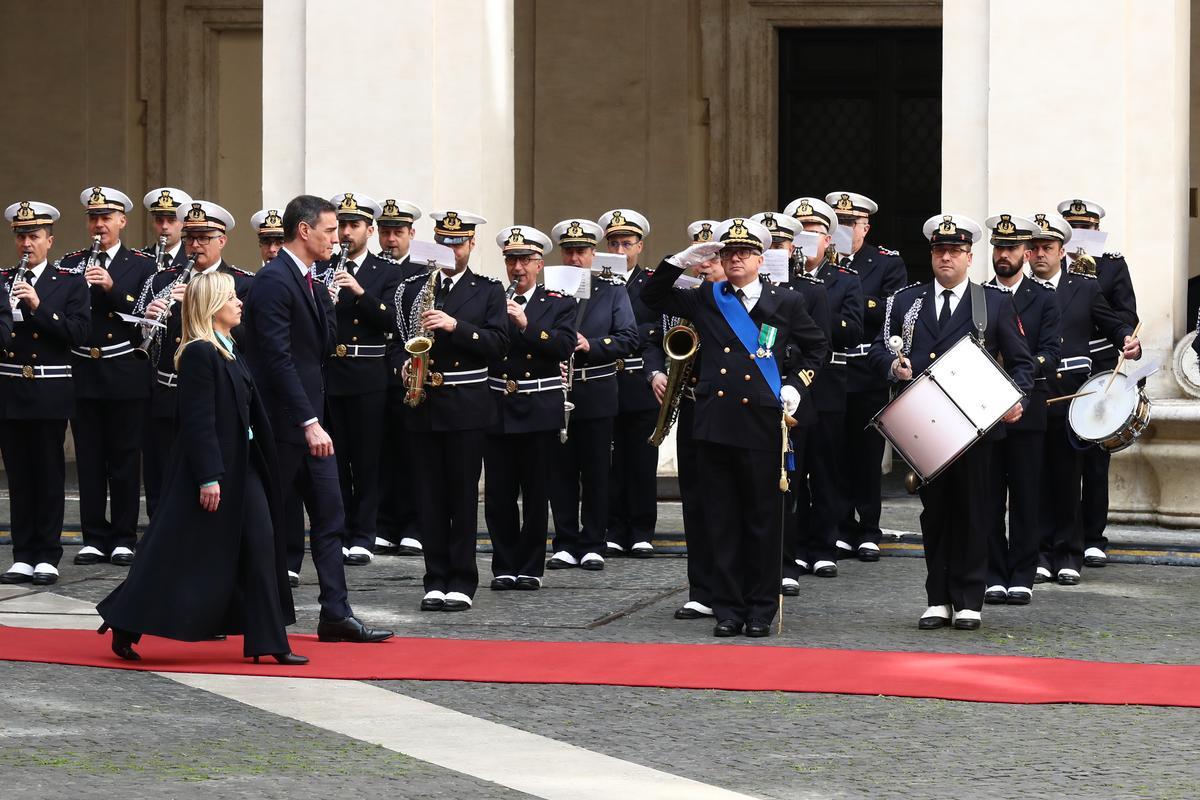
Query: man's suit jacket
489 287 577 434
241 251 337 445
616 265 666 414
808 259 863 413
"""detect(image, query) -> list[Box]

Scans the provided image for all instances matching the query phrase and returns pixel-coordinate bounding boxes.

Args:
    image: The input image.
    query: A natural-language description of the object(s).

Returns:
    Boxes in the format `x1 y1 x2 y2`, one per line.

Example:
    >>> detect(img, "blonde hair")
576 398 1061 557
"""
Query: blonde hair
175 271 237 370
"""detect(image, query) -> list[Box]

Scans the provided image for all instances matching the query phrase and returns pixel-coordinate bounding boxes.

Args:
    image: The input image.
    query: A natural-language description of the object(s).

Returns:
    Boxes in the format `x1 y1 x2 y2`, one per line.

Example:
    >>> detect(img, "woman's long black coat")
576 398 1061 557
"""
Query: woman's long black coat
97 340 295 639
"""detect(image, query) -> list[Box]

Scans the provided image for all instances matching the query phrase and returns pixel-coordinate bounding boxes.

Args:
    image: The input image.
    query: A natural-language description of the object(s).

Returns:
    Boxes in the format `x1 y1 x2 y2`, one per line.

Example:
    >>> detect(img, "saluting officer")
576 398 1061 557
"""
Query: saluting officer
1026 212 1139 586
319 193 402 567
374 199 426 558
546 219 638 572
0 202 89 587
397 210 508 612
825 191 909 562
644 218 826 638
1057 198 1139 570
485 227 576 591
600 209 664 558
869 214 1034 631
982 214 1060 606
136 201 252 519
140 188 192 271
250 208 285 267
782 196 863 577
59 186 157 568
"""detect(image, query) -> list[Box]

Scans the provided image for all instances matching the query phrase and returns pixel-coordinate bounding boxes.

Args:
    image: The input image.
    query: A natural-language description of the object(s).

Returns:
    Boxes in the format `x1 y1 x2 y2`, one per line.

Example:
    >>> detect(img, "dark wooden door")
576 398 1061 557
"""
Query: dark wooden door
778 27 942 281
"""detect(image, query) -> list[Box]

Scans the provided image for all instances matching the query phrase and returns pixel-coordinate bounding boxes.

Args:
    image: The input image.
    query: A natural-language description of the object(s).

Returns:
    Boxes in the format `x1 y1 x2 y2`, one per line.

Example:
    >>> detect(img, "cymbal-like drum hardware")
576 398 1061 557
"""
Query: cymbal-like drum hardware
648 319 699 446
134 255 196 360
1070 247 1097 278
403 263 440 408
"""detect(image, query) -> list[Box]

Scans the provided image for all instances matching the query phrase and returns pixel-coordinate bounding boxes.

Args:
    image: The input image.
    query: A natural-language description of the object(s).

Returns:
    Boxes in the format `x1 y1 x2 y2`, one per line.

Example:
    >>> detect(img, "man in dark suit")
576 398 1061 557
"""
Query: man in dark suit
1027 211 1139 587
139 188 192 271
396 209 509 612
869 213 1035 631
982 214 1060 606
644 218 827 638
374 199 426 557
136 200 253 520
0 201 89 586
825 191 910 561
1057 198 1139 569
241 194 392 643
485 227 577 591
318 193 402 566
600 209 665 558
59 186 156 569
546 219 638 572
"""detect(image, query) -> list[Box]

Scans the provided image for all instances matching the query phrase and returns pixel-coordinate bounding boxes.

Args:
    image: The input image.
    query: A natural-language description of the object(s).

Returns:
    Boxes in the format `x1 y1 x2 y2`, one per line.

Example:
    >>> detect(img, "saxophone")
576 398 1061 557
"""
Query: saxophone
648 318 700 446
403 266 440 407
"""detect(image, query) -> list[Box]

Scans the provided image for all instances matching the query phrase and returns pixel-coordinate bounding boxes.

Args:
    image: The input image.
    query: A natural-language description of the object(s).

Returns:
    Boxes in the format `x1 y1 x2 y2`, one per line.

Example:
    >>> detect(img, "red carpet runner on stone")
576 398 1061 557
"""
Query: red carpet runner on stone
1 627 1196 707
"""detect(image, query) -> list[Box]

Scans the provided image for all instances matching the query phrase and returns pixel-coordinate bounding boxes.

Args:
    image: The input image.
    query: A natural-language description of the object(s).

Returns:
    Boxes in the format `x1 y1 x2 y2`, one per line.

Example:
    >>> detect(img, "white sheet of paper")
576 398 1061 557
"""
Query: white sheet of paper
673 274 703 289
1123 354 1161 386
117 312 166 329
1067 228 1108 259
591 252 628 279
407 240 456 271
11 308 22 322
833 225 855 256
793 231 825 263
762 249 790 284
541 265 587 297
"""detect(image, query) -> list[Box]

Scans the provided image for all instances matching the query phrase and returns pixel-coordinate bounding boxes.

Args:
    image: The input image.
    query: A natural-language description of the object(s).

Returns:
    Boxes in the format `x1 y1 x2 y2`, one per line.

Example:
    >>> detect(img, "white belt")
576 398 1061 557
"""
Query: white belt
156 370 178 388
0 363 71 379
333 343 386 358
830 352 848 366
1090 337 1116 354
573 362 617 382
72 342 136 359
842 343 871 358
615 357 644 372
1059 356 1093 373
489 376 564 395
425 367 488 387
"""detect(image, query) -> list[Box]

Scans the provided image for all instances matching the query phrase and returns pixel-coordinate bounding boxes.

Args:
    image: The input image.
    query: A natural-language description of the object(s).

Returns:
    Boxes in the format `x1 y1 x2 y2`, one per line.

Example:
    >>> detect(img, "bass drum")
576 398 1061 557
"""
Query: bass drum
1067 370 1151 453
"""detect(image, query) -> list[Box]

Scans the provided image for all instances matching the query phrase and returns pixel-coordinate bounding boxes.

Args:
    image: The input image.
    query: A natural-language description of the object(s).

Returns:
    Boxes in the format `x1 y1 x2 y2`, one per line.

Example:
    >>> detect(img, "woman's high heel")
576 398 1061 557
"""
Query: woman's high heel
252 652 309 665
98 622 140 661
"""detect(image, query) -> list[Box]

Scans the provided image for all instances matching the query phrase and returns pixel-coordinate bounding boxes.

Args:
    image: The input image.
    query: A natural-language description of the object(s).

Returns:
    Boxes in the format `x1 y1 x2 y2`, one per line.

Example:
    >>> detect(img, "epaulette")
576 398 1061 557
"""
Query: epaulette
594 273 623 285
130 249 155 260
893 281 923 295
477 273 500 283
62 249 86 260
224 263 254 277
544 289 565 298
799 272 823 285
402 271 429 284
1102 251 1123 260
1067 266 1097 279
1029 275 1055 290
878 246 900 257
836 264 858 275
984 282 1010 293
375 252 402 265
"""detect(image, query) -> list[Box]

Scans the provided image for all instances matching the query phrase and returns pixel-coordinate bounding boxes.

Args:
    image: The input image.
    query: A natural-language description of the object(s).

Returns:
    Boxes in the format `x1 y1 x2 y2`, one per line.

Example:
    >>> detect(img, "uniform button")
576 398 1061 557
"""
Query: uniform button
175 337 181 344
929 352 936 359
689 377 697 385
351 336 358 342
741 397 749 405
106 333 113 340
6 352 12 358
429 359 435 365
454 361 460 367
502 373 508 379
723 346 731 353
1056 372 1062 379
744 374 751 381
720 368 727 375
107 312 114 319
524 372 531 378
525 353 532 360
30 353 37 360
352 319 359 325
31 332 38 340
716 390 725 397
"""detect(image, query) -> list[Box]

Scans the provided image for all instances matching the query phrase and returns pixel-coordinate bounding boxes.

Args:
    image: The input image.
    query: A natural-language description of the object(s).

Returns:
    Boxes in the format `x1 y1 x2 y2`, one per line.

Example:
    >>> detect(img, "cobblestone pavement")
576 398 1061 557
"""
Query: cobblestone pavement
2 542 1199 799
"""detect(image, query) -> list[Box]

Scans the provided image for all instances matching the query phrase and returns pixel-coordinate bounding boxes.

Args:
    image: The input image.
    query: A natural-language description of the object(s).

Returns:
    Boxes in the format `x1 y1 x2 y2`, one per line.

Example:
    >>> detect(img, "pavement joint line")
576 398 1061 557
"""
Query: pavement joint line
585 584 688 629
163 672 773 800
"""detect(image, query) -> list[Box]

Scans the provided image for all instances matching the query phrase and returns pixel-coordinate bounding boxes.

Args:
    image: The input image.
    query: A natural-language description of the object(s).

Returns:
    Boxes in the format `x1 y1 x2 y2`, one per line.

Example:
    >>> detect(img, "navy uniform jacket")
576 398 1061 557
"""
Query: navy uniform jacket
616 265 666 413
781 272 830 427
0 265 90 420
986 276 1061 432
845 243 908 392
140 242 190 272
58 244 157 399
385 254 427 387
568 275 639 421
643 259 828 453
242 252 337 445
868 281 1036 441
1086 252 1137 370
396 268 509 433
1044 268 1133 416
136 261 254 418
318 251 403 397
807 259 863 412
489 287 576 434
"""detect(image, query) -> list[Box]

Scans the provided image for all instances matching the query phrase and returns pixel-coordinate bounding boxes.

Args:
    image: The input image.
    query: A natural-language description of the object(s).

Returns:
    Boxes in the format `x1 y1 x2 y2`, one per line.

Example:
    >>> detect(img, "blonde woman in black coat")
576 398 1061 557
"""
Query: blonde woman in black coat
97 271 305 664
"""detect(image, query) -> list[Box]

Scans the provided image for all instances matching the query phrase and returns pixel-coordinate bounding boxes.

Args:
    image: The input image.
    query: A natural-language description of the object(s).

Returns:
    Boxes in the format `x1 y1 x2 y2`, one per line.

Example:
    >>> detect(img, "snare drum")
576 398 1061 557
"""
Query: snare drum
1068 370 1151 453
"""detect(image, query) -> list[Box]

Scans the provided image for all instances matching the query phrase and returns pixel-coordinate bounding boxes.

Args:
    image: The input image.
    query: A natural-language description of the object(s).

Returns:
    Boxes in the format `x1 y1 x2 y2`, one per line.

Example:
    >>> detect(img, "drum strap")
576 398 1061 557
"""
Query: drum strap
969 282 988 343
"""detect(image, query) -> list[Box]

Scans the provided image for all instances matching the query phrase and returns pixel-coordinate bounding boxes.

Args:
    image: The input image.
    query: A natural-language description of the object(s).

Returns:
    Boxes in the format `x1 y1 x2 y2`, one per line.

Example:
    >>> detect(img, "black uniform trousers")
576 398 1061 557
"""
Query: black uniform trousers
327 389 387 550
485 430 553 579
143 413 174 519
607 408 658 548
797 410 846 564
781 425 810 580
917 441 992 612
1038 419 1085 574
412 429 484 597
275 439 352 619
698 440 783 625
677 401 711 606
1081 448 1111 553
235 464 291 656
0 419 69 567
548 416 612 559
376 387 421 544
986 429 1044 590
72 397 148 552
840 388 889 546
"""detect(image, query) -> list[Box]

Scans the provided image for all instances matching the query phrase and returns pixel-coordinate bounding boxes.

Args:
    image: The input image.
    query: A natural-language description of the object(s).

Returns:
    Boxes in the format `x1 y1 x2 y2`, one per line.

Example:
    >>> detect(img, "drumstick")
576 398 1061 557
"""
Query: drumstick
1104 321 1142 395
1046 390 1095 406
888 335 908 371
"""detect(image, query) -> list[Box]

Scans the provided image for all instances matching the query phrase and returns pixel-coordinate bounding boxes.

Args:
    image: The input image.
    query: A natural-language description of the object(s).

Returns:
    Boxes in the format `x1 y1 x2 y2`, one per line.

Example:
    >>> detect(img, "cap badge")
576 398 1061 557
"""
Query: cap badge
1070 199 1087 215
89 187 106 206
158 190 176 209
186 203 206 223
797 199 814 216
265 210 282 228
697 223 713 242
610 211 627 228
729 219 750 241
996 214 1016 235
507 227 525 246
381 199 400 218
1034 213 1050 231
836 193 854 211
15 202 34 222
566 221 585 239
938 215 957 236
443 211 462 231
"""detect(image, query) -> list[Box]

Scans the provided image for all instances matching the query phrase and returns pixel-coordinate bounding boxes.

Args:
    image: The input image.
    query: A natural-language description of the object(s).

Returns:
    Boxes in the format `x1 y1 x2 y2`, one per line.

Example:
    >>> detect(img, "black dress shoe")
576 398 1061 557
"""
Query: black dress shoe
253 652 309 665
918 615 947 630
316 615 394 643
514 577 541 590
1006 590 1032 606
98 623 140 661
343 553 371 566
490 576 517 591
396 544 423 556
0 571 32 584
713 619 743 637
628 547 654 559
813 563 838 578
1033 570 1050 584
953 617 982 631
442 598 471 612
204 634 227 641
856 546 881 563
288 574 300 588
781 583 800 597
1083 554 1107 568
73 551 105 566
674 606 705 620
1057 571 1081 586
578 558 604 572
744 621 771 638
984 589 1009 605
420 597 446 611
109 551 135 567
546 556 576 570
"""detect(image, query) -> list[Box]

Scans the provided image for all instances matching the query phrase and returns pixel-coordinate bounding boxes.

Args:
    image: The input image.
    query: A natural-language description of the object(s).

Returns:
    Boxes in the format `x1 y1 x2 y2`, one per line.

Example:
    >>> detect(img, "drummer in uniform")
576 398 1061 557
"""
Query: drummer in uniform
982 214 1060 606
1026 211 1139 586
869 213 1034 631
251 208 285 267
1057 198 1139 570
141 188 192 270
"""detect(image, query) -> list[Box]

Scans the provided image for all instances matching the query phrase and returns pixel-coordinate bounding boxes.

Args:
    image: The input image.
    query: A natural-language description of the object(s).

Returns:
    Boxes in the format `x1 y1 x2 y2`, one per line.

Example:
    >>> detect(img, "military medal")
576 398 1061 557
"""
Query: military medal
756 324 777 359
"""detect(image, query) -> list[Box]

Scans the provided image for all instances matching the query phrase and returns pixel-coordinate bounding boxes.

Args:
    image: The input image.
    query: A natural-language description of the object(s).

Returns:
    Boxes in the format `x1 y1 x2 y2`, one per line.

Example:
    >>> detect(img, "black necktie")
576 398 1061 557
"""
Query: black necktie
435 276 452 310
514 295 527 306
735 288 748 307
938 288 953 328
21 269 33 284
97 251 109 269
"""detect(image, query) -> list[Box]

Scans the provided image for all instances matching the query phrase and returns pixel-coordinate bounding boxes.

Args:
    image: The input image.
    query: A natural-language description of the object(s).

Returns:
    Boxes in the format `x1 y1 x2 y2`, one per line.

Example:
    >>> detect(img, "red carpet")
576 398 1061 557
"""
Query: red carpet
2 626 1197 706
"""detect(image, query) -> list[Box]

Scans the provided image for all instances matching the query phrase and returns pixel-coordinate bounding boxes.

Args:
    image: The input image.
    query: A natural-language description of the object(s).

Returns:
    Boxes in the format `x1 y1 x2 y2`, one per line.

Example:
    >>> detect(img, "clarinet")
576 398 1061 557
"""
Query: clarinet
323 242 353 305
81 235 102 286
9 253 30 309
154 234 169 271
134 255 197 360
505 281 518 300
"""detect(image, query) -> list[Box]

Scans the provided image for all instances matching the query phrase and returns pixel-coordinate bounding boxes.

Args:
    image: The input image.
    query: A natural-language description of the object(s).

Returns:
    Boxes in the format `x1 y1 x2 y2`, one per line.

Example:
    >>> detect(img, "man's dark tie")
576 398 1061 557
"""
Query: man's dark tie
97 251 109 269
514 295 527 306
735 287 747 306
937 288 953 328
21 269 33 284
435 276 452 310
305 268 315 297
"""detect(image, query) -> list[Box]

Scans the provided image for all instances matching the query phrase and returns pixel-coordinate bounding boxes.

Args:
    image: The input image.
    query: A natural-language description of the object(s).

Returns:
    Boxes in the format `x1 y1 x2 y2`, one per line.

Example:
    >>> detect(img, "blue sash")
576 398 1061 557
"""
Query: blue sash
711 281 783 406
